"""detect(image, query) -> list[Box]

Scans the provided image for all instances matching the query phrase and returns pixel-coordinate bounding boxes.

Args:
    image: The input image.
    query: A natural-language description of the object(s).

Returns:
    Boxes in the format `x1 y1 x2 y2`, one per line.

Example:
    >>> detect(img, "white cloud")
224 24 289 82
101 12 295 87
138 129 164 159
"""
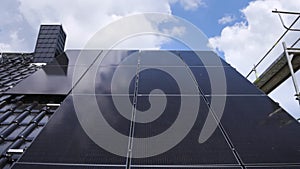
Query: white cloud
209 0 300 119
0 0 34 52
176 0 205 11
0 30 26 52
0 0 205 52
0 43 11 51
218 15 236 25
162 26 186 37
18 0 173 49
113 35 169 50
7 0 200 50
210 0 300 76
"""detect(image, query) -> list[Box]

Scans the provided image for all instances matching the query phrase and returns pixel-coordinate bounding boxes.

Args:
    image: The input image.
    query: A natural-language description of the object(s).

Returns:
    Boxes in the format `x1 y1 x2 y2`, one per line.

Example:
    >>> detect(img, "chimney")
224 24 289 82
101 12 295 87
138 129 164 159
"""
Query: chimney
33 24 66 63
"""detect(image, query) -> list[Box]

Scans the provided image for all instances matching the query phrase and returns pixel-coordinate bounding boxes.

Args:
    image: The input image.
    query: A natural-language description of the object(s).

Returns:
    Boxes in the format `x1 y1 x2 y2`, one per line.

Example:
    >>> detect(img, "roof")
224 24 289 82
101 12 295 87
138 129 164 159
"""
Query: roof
0 53 39 92
1 24 299 169
0 49 298 169
0 53 65 168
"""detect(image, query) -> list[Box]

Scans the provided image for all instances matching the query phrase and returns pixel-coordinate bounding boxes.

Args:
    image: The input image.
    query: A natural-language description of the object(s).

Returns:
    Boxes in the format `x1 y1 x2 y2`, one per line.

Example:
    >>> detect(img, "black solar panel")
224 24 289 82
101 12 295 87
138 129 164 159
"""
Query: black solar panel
177 51 230 67
138 66 198 95
6 65 88 95
4 49 299 169
130 95 239 165
11 163 125 169
17 95 129 165
190 67 265 95
246 165 300 169
245 167 300 169
6 50 102 95
49 50 102 66
207 95 300 165
99 50 138 66
131 167 242 169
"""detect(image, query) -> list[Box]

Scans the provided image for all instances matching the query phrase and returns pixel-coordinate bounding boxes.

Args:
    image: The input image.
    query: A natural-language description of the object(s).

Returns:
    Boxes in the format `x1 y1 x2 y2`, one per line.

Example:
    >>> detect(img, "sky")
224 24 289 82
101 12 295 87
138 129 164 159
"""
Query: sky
0 0 299 119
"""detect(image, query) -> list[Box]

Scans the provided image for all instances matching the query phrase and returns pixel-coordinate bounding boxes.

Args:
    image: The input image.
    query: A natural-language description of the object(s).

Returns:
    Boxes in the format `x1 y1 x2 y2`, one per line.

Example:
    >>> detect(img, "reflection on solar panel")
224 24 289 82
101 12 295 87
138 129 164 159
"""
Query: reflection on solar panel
2 49 298 169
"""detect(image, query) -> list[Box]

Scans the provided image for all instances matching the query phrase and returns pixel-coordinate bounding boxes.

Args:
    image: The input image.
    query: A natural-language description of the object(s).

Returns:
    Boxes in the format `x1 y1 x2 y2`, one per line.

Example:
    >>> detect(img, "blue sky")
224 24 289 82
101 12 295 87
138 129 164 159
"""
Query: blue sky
161 0 251 57
171 0 250 37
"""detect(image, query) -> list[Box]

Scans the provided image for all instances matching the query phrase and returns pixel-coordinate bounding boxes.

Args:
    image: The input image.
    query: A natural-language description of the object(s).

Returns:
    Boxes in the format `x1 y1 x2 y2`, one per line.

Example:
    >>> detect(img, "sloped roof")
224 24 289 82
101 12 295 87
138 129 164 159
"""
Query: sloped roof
0 50 298 169
0 53 64 168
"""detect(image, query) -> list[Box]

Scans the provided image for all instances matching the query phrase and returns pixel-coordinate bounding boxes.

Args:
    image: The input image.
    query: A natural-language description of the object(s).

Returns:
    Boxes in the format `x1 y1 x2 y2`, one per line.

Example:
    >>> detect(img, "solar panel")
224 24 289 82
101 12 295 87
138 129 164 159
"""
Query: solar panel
138 67 198 94
178 51 230 67
6 65 88 95
131 167 242 169
130 95 239 165
207 95 300 165
99 50 138 66
9 50 300 169
245 167 300 169
11 164 126 169
190 66 265 95
48 50 102 66
73 66 138 95
17 95 129 165
6 50 101 95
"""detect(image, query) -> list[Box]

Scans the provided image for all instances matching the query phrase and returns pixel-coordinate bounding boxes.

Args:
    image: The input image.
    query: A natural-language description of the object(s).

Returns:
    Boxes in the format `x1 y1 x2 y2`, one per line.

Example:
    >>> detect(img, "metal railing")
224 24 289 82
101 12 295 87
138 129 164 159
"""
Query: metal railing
283 41 300 103
246 9 300 79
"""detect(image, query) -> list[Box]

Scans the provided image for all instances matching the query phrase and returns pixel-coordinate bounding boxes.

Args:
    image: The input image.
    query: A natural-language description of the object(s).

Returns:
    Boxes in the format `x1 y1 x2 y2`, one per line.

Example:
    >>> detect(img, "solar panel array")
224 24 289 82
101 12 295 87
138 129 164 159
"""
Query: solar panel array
4 50 299 169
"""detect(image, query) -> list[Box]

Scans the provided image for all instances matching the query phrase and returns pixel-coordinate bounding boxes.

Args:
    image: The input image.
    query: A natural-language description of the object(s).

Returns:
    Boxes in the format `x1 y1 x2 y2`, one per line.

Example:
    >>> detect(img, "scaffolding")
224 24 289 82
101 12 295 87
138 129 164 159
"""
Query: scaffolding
247 9 300 104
